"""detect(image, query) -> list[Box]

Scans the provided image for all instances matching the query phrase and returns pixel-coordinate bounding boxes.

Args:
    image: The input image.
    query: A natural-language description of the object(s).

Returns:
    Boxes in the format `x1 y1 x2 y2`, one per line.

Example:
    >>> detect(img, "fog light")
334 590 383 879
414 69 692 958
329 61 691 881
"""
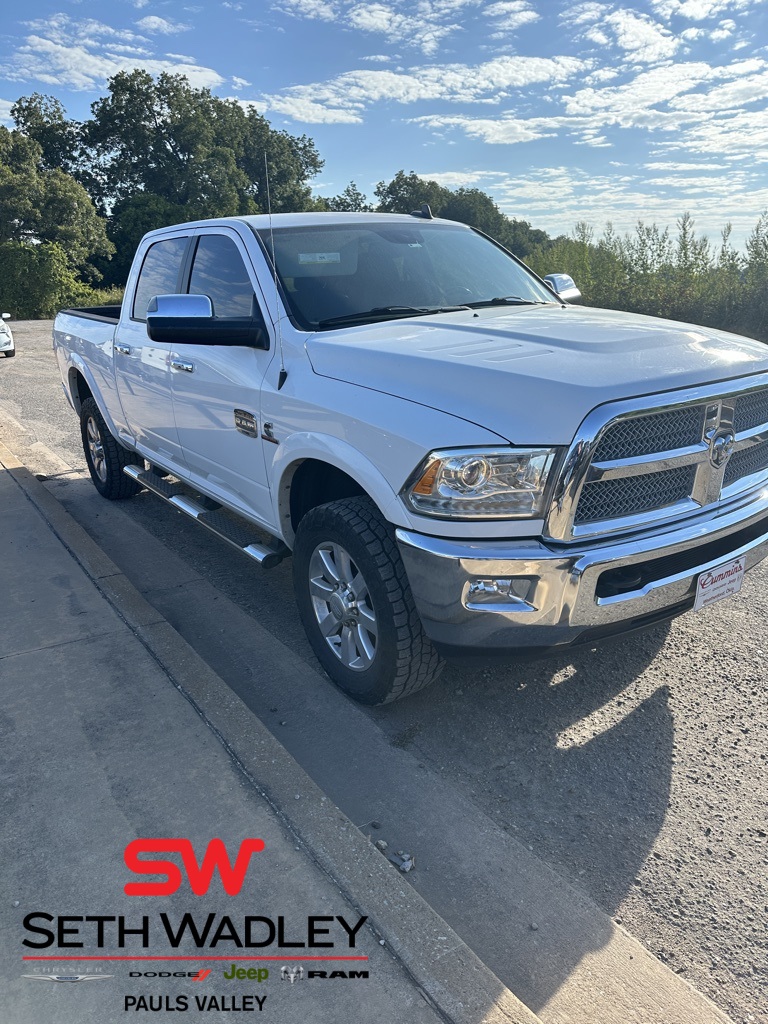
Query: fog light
465 578 535 610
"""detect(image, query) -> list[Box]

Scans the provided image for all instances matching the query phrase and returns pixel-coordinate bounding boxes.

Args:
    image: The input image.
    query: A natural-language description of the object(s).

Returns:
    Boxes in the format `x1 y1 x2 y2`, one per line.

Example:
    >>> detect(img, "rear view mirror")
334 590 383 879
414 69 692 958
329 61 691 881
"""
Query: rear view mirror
146 294 269 349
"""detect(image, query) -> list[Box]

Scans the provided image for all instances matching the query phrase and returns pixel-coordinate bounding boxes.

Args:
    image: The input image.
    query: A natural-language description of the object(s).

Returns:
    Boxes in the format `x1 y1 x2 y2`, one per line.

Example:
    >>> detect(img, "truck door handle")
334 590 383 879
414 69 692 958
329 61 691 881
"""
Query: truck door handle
171 359 195 373
115 344 132 355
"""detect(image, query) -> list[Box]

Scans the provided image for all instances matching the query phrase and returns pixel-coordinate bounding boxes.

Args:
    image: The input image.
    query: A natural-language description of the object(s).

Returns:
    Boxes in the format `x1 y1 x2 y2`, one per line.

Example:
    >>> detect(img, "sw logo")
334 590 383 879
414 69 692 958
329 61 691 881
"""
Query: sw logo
124 838 265 896
280 965 369 982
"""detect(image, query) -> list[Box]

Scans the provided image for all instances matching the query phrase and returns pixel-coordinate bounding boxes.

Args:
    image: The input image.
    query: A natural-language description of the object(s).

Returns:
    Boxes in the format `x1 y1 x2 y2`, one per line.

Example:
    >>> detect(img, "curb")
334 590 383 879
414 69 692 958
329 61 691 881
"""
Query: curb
0 439 543 1024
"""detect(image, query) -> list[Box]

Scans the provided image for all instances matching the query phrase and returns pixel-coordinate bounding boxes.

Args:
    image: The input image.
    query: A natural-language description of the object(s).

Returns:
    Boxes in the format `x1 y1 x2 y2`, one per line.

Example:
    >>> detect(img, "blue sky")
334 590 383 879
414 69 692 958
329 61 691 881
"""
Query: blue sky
1 0 767 247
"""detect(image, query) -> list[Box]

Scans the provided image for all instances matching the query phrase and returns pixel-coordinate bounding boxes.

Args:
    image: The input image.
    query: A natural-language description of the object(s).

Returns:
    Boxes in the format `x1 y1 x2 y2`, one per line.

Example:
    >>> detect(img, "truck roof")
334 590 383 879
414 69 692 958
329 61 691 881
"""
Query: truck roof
143 211 469 238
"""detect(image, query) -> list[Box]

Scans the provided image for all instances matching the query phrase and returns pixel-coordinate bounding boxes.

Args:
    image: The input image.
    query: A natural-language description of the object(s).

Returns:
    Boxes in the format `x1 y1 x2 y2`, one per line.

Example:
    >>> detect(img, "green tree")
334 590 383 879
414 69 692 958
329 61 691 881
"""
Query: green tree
82 71 323 216
0 125 112 281
374 171 452 215
326 182 373 212
743 211 768 341
11 93 80 174
0 241 85 318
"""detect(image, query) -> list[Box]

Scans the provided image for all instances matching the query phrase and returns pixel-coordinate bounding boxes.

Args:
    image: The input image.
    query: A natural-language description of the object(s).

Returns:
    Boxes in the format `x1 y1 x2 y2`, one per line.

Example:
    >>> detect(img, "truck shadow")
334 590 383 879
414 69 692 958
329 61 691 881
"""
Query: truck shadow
372 624 674 1011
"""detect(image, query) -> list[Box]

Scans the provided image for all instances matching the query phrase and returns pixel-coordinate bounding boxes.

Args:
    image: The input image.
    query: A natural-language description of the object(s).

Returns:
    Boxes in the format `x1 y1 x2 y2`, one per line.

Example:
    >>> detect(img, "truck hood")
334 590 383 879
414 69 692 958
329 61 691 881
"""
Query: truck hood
306 305 768 444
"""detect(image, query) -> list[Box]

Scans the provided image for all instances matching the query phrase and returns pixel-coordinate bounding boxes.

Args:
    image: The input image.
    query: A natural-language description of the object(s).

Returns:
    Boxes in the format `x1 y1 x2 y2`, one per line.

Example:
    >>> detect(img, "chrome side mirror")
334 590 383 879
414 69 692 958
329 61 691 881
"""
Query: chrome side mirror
543 274 582 304
146 293 269 349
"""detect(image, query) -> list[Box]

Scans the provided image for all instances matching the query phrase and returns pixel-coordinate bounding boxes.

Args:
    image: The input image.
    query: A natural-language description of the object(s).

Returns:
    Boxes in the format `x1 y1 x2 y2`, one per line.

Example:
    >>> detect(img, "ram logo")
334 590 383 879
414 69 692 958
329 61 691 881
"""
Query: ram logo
280 965 303 984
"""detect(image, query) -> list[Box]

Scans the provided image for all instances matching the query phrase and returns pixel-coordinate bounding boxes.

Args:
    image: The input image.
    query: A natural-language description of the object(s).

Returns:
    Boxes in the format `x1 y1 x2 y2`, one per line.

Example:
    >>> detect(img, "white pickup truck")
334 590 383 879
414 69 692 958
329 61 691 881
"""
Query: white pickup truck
54 211 768 704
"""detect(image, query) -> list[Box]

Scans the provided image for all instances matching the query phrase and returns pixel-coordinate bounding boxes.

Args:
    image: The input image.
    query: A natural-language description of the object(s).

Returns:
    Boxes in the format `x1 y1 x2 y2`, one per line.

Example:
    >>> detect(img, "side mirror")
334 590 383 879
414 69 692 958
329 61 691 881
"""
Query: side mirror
146 294 269 349
543 274 582 304
2 313 10 320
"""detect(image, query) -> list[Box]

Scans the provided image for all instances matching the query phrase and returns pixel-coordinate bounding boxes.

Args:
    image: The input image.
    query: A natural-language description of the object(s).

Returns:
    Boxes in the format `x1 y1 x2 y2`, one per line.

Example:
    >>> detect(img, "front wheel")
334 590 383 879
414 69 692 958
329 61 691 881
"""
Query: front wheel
292 497 444 705
4 348 15 357
80 397 141 500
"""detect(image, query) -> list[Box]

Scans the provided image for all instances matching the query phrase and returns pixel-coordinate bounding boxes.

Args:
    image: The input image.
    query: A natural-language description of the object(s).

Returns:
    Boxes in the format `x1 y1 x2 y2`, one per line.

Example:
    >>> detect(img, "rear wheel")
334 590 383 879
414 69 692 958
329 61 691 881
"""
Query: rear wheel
80 397 141 500
4 348 15 357
292 496 444 705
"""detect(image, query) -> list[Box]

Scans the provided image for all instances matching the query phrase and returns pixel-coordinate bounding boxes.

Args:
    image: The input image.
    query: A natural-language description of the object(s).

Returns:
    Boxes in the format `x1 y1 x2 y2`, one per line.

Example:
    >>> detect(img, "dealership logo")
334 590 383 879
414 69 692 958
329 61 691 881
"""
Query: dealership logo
128 970 211 981
223 964 269 981
22 974 111 983
281 965 303 984
124 838 265 896
279 965 369 982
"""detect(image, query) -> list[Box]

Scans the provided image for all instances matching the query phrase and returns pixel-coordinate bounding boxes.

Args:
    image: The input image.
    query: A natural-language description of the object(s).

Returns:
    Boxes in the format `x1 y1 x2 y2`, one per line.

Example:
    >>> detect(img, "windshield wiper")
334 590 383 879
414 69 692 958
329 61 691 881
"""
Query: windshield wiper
466 296 550 309
317 304 470 328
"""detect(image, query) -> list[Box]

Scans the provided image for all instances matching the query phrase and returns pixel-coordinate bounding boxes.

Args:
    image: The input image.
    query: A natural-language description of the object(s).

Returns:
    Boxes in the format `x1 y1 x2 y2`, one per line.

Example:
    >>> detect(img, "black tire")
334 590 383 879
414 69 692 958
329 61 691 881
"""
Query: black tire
5 348 15 357
292 496 444 705
80 397 142 500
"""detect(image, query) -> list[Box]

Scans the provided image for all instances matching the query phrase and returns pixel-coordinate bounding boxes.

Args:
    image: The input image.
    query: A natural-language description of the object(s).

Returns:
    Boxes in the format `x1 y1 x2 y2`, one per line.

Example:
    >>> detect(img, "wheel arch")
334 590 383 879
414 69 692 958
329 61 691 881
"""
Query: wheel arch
68 365 93 416
272 434 406 547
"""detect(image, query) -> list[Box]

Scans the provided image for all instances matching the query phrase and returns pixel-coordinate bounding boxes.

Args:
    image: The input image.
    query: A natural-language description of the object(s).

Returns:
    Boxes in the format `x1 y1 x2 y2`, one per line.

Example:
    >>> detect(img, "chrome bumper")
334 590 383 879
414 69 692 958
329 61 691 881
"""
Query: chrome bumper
396 490 768 649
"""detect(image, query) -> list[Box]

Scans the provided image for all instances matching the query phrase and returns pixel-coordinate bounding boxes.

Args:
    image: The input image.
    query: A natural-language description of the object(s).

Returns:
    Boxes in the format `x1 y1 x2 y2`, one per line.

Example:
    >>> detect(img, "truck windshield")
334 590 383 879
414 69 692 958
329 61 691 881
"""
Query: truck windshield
255 222 555 330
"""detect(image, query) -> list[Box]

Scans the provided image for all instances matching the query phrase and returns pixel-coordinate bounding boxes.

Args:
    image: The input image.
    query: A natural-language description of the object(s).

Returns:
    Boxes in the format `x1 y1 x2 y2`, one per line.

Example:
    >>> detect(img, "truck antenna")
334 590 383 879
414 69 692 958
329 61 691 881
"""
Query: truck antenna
264 153 288 390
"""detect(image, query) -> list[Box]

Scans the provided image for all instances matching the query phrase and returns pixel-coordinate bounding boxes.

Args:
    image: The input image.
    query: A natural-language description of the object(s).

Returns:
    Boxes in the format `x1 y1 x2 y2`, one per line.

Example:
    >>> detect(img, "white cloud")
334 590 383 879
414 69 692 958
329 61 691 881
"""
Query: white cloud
276 0 338 20
0 99 13 124
260 54 589 122
275 0 481 54
645 161 727 169
669 62 768 111
410 112 554 143
483 0 539 33
360 54 393 61
650 0 757 20
231 75 252 89
471 164 767 247
709 18 735 39
414 169 507 186
135 16 191 34
0 15 223 91
572 7 681 63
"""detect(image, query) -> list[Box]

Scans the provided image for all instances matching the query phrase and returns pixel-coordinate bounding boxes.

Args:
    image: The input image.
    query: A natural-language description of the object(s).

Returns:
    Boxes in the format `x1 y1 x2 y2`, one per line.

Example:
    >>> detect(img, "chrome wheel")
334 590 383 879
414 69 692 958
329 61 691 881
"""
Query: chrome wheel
86 416 107 482
308 542 378 671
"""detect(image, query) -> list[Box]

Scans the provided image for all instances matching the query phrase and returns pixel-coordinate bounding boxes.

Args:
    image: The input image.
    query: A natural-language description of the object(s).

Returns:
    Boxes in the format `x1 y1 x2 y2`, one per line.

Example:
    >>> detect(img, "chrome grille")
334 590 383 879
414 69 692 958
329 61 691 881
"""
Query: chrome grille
724 440 768 487
592 406 704 461
733 391 768 433
546 375 768 542
575 466 696 524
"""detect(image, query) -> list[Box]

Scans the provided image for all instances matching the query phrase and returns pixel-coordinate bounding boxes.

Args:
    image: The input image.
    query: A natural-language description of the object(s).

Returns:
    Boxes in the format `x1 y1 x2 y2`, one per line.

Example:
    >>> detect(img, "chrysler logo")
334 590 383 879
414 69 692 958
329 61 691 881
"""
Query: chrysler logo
709 429 735 468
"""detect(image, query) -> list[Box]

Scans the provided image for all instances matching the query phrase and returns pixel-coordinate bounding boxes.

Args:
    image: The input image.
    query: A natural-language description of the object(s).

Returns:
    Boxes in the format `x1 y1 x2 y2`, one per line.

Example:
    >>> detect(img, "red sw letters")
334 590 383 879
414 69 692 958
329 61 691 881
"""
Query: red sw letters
124 839 265 896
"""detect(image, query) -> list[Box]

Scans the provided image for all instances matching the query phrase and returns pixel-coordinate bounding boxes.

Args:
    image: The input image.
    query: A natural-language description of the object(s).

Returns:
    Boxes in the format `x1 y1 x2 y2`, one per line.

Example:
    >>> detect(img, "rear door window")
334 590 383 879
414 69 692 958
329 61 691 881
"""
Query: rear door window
132 237 189 321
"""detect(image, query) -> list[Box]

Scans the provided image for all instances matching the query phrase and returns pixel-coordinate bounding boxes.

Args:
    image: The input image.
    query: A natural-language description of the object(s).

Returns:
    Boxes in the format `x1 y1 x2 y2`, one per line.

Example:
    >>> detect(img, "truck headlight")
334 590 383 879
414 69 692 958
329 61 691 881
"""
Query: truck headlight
403 448 557 519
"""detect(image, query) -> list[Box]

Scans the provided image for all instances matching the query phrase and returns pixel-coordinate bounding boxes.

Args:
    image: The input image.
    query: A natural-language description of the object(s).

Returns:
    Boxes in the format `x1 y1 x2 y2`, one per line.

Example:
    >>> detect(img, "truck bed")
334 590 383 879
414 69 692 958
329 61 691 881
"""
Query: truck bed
61 305 122 324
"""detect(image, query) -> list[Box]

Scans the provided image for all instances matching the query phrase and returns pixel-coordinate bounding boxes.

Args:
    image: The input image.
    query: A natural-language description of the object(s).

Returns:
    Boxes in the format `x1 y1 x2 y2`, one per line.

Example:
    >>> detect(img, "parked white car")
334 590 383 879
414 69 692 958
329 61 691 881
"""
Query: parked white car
0 314 14 357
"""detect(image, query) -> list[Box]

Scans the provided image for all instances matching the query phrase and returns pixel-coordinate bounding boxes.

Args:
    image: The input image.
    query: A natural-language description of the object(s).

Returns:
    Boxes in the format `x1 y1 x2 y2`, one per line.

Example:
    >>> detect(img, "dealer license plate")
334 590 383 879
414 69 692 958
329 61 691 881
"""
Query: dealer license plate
693 555 745 612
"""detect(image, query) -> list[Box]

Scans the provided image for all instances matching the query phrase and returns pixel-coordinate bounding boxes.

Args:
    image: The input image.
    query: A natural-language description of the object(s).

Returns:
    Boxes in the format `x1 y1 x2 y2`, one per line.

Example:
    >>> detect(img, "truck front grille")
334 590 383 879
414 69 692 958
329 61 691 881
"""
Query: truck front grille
546 375 768 540
591 406 704 461
574 466 697 524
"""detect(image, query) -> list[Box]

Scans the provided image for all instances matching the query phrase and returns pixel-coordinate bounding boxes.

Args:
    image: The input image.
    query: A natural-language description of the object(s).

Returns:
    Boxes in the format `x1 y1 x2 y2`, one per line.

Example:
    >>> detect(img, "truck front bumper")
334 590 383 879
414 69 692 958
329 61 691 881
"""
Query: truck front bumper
396 490 768 649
